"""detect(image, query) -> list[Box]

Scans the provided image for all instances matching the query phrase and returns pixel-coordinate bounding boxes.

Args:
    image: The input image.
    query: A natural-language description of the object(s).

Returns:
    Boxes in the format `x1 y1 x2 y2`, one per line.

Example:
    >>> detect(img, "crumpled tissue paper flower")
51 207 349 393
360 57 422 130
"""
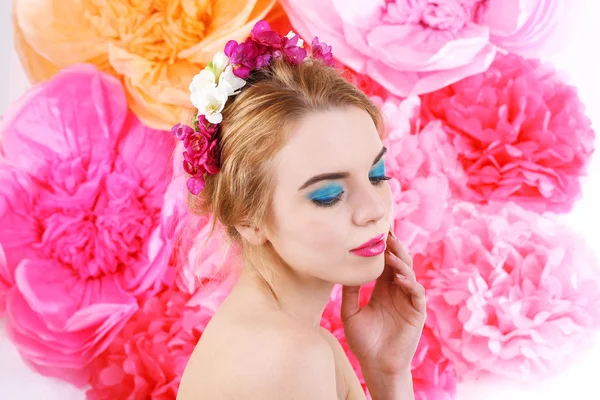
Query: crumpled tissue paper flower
0 64 177 385
86 282 228 399
382 97 465 254
13 0 279 130
280 0 571 96
420 52 595 213
414 201 600 381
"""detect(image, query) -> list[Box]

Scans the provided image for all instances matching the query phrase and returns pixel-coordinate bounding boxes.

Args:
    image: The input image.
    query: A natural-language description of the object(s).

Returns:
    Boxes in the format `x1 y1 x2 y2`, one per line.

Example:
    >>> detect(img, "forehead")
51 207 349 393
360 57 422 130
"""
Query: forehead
274 106 382 184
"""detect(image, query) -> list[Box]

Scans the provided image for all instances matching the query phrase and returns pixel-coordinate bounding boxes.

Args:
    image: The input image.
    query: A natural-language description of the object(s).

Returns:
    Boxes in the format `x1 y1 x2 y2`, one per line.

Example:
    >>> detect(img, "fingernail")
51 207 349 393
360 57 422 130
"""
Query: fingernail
388 229 397 239
396 273 406 280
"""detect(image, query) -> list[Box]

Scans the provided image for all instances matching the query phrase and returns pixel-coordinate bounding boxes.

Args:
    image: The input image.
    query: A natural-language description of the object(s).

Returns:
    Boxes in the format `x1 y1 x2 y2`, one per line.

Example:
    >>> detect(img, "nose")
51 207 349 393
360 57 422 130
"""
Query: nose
351 182 388 227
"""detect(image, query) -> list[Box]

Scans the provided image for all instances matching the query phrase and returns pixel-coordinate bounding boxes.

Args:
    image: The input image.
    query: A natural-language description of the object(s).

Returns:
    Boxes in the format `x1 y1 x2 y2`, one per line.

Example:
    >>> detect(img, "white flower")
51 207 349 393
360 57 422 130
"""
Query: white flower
218 65 246 96
211 51 230 80
286 30 304 47
189 69 217 93
191 85 229 124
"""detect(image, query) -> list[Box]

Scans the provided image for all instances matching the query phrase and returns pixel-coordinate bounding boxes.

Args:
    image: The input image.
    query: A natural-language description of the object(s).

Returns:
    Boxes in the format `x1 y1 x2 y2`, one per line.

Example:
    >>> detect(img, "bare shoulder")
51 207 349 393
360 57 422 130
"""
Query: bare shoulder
177 316 338 400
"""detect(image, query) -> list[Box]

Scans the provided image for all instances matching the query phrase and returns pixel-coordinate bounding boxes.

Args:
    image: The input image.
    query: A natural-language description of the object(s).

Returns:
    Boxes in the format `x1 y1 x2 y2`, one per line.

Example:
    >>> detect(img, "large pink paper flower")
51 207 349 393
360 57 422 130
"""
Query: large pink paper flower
0 64 177 385
420 53 595 213
280 0 569 96
382 97 466 254
414 201 600 380
87 283 228 399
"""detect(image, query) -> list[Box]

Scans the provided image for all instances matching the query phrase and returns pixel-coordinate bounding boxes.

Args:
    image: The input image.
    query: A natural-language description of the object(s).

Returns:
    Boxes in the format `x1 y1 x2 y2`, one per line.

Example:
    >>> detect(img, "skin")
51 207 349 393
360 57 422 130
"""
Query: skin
177 106 426 400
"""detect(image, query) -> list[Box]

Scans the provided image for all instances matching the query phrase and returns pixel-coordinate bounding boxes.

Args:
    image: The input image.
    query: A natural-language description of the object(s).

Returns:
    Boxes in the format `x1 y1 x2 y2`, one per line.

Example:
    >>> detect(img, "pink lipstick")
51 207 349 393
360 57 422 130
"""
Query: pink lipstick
350 233 386 257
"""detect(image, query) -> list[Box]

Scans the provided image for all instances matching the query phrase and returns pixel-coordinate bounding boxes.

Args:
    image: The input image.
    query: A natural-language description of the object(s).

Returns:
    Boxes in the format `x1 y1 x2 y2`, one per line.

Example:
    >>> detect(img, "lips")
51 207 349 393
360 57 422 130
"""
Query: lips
350 233 387 258
351 233 386 251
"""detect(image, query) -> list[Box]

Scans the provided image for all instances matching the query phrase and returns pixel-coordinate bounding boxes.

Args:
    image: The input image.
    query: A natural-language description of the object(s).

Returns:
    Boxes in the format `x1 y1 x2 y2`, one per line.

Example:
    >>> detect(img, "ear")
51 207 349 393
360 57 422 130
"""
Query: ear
234 224 268 246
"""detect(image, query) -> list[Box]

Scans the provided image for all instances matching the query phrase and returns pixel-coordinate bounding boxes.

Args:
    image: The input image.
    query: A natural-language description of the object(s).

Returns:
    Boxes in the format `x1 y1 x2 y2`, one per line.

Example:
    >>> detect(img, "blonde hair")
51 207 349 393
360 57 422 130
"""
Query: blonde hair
187 58 383 284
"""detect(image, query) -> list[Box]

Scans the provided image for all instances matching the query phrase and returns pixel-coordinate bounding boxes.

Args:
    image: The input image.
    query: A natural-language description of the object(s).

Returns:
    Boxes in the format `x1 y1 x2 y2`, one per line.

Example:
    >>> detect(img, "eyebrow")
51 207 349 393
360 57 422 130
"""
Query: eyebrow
298 146 387 191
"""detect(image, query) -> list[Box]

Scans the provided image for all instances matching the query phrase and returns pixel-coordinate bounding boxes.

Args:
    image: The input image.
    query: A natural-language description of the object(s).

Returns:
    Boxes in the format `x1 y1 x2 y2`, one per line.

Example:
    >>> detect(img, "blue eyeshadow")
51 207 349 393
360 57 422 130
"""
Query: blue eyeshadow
369 159 386 177
308 182 344 201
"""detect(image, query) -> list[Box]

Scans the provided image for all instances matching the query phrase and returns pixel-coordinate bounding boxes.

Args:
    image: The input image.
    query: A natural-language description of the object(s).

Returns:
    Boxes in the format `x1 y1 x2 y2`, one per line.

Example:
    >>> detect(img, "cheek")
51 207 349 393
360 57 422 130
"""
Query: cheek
273 206 349 265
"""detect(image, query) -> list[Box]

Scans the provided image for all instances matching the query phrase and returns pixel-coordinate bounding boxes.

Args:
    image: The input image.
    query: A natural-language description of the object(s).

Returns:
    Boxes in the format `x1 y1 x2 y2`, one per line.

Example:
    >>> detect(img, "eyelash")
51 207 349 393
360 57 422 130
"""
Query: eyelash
311 175 391 208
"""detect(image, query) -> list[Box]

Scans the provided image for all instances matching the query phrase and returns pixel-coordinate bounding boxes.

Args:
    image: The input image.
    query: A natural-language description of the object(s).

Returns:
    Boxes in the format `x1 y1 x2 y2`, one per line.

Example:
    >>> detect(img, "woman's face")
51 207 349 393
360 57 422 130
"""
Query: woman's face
267 106 393 286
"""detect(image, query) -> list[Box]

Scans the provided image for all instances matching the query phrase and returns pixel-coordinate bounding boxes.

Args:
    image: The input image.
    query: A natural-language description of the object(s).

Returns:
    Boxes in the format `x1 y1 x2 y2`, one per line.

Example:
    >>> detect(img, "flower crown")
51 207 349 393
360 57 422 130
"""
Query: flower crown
171 19 334 195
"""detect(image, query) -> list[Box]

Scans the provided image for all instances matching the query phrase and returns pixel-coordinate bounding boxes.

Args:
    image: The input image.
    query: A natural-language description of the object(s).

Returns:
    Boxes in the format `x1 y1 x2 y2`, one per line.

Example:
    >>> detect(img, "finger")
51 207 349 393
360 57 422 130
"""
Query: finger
393 277 427 313
385 251 415 281
387 231 413 268
341 285 361 321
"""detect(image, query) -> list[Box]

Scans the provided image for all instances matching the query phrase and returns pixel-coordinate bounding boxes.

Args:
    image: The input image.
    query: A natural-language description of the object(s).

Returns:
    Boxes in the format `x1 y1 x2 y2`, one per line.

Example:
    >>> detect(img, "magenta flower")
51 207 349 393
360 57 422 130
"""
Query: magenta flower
0 64 177 385
415 201 600 381
224 40 259 79
251 19 283 48
281 33 308 65
310 36 334 66
420 53 595 213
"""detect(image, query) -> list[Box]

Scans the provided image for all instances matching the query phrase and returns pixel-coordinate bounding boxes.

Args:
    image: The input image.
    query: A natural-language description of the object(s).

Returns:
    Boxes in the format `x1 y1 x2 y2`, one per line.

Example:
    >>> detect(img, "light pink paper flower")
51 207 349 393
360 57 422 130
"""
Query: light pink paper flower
0 64 177 385
412 326 457 400
280 0 570 96
421 53 595 213
483 0 570 58
87 282 228 399
414 201 600 380
382 97 466 254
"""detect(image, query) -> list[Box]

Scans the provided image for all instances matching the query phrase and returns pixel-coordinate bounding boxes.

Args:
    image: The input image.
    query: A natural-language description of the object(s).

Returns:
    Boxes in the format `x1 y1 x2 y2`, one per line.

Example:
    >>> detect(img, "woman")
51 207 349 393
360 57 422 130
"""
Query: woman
175 20 426 400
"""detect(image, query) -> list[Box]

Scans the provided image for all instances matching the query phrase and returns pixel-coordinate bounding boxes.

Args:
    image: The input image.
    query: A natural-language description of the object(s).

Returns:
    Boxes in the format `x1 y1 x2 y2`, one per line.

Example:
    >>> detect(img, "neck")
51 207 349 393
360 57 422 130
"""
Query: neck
231 257 335 329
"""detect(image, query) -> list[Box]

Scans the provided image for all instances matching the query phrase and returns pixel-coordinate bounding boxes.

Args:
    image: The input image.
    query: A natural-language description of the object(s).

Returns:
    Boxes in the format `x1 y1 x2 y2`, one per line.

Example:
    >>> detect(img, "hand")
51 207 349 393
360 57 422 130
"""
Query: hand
340 230 427 376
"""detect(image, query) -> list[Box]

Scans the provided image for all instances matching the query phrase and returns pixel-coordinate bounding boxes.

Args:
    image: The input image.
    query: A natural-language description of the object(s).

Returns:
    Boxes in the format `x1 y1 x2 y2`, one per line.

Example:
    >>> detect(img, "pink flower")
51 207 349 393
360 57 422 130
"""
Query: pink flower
86 283 228 399
482 0 570 58
420 53 595 213
415 201 600 381
280 0 569 96
382 98 466 254
0 64 177 385
0 244 11 316
412 326 458 400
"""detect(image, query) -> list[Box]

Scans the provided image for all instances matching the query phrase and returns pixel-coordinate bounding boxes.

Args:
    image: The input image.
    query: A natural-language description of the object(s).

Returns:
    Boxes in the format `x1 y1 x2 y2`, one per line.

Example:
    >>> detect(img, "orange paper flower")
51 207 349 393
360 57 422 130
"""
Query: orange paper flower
13 0 279 130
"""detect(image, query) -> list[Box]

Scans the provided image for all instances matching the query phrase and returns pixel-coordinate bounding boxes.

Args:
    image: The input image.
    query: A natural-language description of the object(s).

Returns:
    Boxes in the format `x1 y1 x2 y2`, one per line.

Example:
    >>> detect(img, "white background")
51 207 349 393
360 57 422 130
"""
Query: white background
1 1 599 399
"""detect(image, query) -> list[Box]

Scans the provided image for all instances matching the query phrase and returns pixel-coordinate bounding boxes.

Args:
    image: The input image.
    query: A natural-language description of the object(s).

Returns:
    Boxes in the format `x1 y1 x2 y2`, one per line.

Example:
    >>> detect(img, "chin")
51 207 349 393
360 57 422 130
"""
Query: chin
346 253 385 284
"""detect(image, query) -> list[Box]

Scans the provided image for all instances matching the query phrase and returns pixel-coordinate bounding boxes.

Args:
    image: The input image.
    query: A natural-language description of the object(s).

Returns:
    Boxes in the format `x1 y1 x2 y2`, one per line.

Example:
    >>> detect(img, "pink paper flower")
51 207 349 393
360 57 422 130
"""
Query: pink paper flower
382 97 465 254
87 283 228 399
420 53 595 213
0 64 177 385
280 0 570 96
0 244 11 316
415 201 600 380
412 326 458 400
